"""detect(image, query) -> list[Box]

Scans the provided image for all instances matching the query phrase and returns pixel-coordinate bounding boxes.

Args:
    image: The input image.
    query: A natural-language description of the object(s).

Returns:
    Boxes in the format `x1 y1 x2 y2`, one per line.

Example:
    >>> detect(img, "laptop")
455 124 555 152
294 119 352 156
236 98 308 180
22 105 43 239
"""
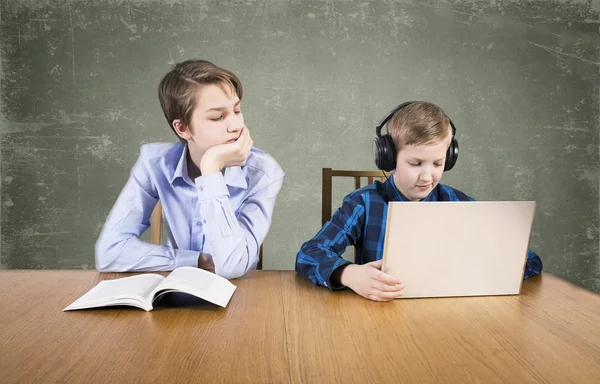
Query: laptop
381 201 536 298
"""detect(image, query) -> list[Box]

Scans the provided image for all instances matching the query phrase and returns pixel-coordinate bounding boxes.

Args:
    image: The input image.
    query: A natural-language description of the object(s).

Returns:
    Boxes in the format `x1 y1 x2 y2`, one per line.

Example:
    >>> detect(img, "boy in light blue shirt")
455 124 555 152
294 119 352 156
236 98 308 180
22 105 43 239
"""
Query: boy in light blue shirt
95 60 285 279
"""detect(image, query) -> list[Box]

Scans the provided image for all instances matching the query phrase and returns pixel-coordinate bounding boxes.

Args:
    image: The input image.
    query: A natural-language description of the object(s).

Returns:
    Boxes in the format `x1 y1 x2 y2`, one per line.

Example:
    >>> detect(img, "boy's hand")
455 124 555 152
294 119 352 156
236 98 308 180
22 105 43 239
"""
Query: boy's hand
198 253 215 270
340 259 404 301
200 126 253 175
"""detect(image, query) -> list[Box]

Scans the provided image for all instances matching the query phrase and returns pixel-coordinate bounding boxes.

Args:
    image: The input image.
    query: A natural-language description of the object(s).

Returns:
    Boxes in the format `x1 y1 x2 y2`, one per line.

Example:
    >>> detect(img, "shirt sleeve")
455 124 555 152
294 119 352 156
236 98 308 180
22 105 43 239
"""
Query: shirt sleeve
95 155 200 272
196 171 284 280
523 249 543 279
295 192 366 290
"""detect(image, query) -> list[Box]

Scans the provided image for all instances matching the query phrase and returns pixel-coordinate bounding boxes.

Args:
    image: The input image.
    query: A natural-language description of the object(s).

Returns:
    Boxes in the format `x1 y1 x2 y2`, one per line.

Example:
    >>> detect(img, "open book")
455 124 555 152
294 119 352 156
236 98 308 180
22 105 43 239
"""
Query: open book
64 266 236 311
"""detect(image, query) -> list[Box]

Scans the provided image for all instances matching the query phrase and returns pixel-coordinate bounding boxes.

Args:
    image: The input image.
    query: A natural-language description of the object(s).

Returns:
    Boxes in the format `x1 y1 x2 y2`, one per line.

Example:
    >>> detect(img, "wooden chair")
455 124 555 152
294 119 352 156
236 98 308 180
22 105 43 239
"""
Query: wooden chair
321 168 390 226
150 201 263 269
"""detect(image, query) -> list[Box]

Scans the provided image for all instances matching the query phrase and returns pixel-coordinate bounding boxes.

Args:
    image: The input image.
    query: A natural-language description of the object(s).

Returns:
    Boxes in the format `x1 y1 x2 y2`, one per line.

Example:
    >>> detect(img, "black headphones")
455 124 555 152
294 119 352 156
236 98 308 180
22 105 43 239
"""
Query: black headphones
372 101 459 172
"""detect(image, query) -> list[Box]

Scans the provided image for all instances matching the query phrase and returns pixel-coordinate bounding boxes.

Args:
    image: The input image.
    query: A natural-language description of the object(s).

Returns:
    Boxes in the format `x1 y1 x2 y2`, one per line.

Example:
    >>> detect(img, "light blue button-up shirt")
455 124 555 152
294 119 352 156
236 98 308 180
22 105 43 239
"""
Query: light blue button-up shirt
95 142 285 279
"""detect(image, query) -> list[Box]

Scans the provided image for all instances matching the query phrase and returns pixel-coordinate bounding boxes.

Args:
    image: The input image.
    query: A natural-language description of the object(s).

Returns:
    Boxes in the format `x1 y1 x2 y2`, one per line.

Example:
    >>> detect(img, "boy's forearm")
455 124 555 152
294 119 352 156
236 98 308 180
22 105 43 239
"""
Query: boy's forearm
209 229 259 279
197 174 282 279
95 236 199 272
199 152 222 175
296 197 364 289
295 241 353 289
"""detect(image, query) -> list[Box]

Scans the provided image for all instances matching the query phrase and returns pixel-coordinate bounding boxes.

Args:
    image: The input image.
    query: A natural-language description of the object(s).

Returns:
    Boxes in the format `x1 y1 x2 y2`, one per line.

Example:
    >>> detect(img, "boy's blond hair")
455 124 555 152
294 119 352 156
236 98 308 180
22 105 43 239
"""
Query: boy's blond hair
388 101 452 150
158 60 243 144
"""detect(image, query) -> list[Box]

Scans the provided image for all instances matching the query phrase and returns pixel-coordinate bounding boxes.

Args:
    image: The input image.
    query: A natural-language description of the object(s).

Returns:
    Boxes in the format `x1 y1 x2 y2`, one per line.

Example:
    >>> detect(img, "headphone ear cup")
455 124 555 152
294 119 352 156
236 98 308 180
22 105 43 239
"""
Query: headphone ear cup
372 134 397 172
372 136 385 171
382 135 397 172
444 137 459 171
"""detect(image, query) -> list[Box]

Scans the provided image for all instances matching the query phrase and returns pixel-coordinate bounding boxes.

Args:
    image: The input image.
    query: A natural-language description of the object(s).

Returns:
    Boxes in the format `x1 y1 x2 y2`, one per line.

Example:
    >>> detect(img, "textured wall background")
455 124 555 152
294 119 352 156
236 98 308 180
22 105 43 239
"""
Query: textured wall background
1 0 599 293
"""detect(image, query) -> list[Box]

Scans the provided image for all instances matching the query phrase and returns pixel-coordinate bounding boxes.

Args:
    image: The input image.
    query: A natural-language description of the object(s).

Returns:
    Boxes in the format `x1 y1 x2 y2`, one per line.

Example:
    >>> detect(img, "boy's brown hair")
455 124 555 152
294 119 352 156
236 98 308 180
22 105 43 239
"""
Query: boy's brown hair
158 60 243 144
387 101 452 150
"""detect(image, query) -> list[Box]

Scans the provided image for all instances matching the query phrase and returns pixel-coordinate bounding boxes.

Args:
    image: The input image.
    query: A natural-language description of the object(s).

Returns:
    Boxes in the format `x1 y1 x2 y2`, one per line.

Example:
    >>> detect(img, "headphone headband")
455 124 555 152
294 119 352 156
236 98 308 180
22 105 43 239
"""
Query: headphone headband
375 101 416 136
375 101 456 138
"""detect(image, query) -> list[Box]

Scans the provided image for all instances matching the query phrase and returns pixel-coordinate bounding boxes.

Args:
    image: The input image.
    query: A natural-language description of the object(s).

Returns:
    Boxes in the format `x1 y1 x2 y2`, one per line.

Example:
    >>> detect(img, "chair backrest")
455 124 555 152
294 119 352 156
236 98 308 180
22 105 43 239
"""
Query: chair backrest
321 168 389 226
321 168 390 261
150 201 263 269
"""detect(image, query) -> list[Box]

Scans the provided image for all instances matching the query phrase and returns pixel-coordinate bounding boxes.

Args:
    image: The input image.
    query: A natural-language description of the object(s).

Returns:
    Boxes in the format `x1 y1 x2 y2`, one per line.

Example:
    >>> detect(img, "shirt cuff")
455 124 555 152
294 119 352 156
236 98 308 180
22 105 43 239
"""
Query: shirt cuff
322 258 352 291
176 249 202 268
195 172 229 201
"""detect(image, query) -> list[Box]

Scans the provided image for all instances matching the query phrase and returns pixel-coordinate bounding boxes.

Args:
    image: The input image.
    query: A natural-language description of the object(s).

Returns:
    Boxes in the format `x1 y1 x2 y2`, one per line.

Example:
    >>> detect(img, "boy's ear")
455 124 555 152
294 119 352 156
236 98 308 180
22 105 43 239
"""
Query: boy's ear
172 119 191 141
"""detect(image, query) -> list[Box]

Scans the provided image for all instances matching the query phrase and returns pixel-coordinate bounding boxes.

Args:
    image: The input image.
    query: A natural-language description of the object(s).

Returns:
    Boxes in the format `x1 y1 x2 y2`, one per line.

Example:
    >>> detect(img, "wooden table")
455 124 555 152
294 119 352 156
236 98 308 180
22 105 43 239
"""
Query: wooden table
1 271 599 383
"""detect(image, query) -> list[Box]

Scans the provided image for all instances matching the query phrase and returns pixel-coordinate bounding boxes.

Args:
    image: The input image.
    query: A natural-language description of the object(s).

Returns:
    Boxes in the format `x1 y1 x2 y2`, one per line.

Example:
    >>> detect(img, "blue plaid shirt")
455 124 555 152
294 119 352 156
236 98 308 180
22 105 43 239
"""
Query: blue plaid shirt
295 176 543 290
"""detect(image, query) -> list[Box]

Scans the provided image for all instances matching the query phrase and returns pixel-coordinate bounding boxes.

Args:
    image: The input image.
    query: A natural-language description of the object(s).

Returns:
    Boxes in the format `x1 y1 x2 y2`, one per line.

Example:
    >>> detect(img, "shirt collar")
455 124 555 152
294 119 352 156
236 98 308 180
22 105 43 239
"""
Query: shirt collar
170 144 248 189
171 144 191 185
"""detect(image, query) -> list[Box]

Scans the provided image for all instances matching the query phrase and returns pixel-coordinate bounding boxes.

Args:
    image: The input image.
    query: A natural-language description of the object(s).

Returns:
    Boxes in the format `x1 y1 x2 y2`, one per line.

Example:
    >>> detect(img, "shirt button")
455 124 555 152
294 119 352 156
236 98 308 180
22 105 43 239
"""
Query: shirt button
199 186 204 191
203 219 207 224
196 222 202 226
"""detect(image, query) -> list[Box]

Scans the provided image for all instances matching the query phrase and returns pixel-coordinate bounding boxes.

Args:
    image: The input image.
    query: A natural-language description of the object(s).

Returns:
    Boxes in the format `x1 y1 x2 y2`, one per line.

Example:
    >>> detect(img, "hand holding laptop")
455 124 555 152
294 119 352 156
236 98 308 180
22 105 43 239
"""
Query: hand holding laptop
337 260 404 301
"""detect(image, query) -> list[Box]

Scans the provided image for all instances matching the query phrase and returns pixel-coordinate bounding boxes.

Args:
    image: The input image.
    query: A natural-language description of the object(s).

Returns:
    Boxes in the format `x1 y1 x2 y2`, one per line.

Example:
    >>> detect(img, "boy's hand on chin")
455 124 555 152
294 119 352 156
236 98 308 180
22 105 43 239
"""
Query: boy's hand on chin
201 126 253 174
341 259 404 301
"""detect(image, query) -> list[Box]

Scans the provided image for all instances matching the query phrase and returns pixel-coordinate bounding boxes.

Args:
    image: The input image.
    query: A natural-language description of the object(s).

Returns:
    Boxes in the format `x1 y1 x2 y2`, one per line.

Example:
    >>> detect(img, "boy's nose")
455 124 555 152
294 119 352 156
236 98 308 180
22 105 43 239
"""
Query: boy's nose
227 115 243 132
419 170 433 182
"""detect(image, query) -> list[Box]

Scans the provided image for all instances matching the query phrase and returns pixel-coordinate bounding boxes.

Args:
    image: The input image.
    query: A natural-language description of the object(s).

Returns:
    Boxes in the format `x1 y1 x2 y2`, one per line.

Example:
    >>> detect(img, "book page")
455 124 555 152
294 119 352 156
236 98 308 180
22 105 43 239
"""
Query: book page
152 267 236 308
64 274 165 311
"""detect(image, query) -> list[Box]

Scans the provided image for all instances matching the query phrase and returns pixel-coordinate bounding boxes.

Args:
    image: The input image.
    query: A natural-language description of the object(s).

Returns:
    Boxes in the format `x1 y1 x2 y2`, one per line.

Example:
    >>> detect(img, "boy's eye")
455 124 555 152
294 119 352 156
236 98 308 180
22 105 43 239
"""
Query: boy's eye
409 163 420 167
434 163 443 167
209 114 224 121
234 110 241 114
